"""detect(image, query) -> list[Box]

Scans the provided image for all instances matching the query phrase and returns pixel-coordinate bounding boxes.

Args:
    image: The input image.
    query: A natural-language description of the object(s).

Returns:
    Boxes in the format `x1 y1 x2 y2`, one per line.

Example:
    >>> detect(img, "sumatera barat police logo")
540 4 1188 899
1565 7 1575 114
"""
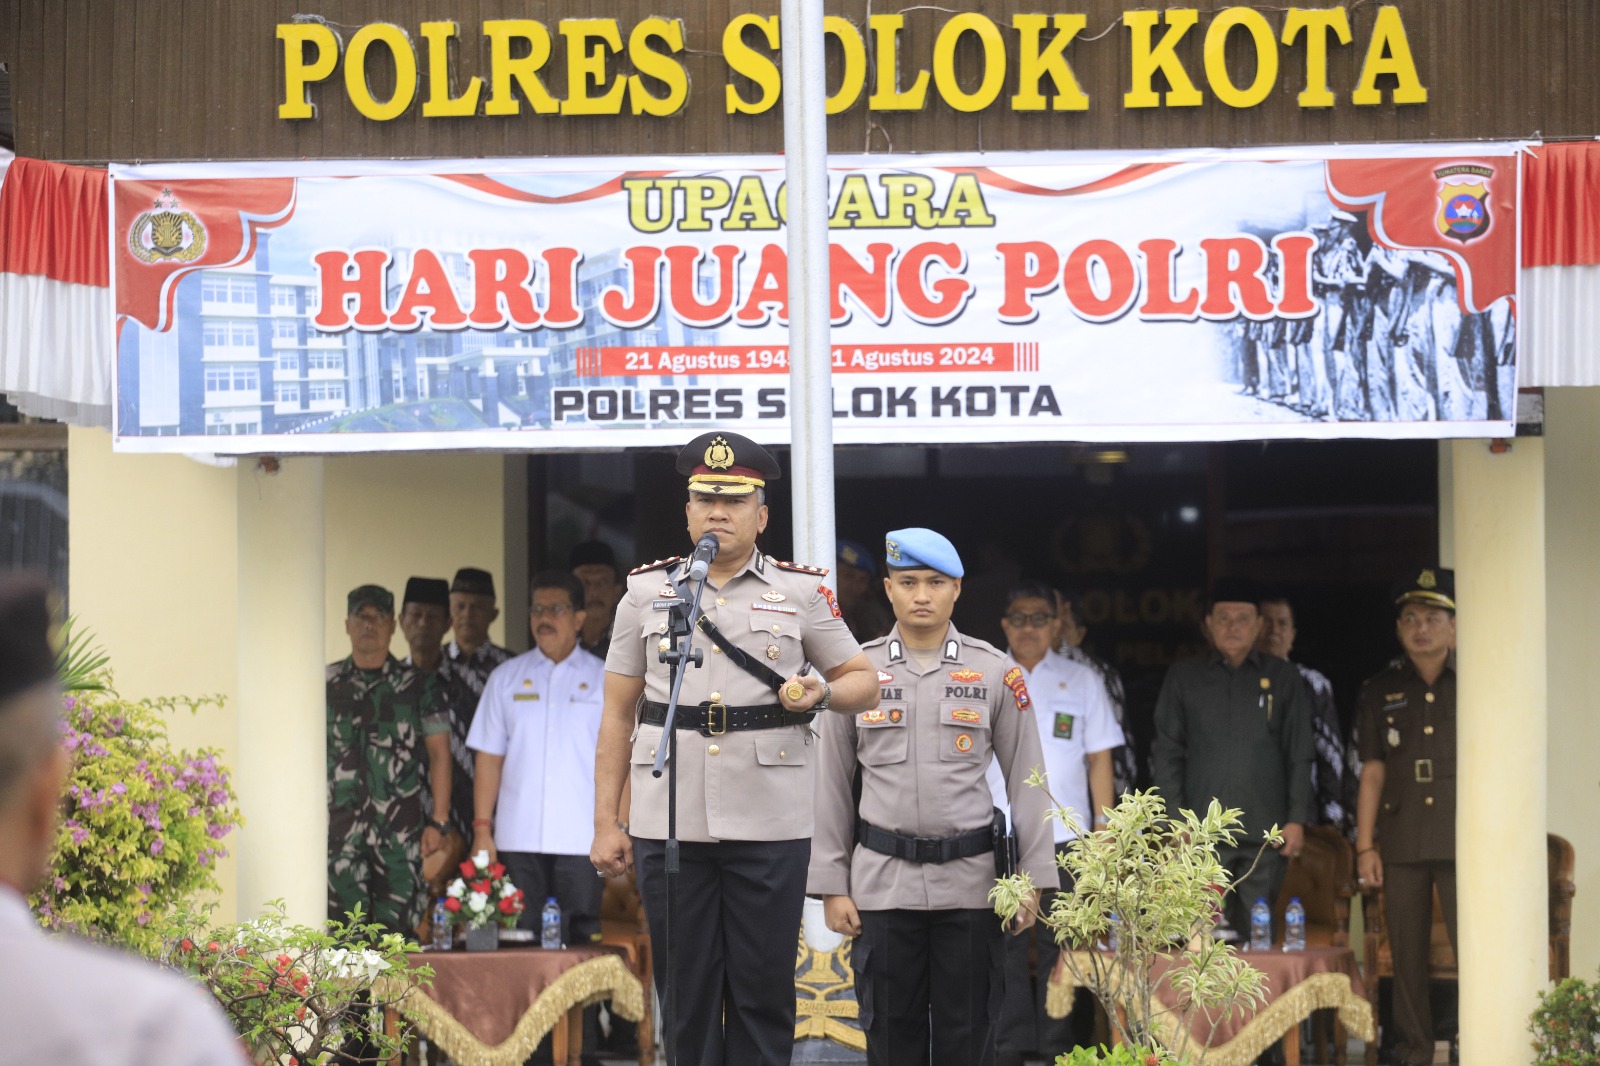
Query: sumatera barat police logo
1434 165 1494 244
128 188 208 264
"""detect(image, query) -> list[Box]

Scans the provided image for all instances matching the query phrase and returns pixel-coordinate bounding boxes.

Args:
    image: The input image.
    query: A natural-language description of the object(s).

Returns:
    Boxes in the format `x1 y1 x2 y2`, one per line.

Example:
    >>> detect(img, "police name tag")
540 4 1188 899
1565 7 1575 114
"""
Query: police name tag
513 692 541 702
1053 713 1075 739
651 599 681 611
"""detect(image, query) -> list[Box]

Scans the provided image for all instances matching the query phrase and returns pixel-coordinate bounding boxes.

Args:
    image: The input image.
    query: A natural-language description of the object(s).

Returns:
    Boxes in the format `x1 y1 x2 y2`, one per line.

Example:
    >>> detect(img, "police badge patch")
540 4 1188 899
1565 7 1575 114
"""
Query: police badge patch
1003 667 1031 712
1434 165 1494 244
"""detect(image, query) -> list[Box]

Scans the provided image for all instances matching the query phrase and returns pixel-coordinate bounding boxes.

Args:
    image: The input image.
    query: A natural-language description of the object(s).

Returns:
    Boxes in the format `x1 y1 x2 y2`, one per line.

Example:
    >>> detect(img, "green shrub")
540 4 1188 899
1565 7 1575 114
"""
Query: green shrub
1529 970 1600 1066
29 682 242 955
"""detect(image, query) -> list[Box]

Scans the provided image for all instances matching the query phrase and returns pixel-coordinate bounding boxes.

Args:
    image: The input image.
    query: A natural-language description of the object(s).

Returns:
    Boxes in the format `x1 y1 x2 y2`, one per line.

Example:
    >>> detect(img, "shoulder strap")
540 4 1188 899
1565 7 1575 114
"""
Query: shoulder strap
670 571 789 694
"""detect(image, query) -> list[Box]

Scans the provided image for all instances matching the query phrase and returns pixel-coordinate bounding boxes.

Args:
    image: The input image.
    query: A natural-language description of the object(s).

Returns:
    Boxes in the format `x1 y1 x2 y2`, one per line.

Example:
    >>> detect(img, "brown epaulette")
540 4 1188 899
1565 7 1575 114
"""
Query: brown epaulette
770 557 829 577
629 556 681 576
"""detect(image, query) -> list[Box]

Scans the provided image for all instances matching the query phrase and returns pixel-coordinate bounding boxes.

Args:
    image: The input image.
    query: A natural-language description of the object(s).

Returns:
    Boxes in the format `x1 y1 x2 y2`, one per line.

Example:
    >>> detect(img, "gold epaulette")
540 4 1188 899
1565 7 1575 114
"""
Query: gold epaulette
770 558 829 576
629 556 681 576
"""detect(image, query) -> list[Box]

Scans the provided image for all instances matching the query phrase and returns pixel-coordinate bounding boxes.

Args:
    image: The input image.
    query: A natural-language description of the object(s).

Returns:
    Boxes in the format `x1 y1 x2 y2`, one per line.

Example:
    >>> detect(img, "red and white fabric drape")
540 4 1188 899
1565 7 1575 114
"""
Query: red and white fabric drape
0 150 113 426
1522 141 1600 387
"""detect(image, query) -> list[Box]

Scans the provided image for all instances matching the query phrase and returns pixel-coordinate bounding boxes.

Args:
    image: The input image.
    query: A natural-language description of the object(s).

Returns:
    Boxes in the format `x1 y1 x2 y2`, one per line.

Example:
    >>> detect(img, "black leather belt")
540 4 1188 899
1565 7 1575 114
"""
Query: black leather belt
857 818 994 865
640 699 808 737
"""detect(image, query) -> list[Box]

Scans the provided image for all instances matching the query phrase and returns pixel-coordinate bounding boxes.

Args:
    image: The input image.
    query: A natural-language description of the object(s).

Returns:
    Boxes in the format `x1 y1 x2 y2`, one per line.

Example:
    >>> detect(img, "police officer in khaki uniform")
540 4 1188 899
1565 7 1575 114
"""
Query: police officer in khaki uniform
1354 568 1457 1066
810 528 1054 1066
590 430 877 1066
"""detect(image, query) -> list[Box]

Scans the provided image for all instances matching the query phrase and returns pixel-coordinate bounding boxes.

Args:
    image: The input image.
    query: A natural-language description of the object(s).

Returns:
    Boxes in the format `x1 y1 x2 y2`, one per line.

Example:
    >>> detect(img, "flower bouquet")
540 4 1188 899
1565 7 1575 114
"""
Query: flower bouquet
443 851 525 932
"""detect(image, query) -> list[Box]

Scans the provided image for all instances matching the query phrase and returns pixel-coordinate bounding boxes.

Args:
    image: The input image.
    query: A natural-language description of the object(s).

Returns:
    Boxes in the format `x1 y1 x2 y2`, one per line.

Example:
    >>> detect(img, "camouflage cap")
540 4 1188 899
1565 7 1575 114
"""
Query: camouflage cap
347 584 394 616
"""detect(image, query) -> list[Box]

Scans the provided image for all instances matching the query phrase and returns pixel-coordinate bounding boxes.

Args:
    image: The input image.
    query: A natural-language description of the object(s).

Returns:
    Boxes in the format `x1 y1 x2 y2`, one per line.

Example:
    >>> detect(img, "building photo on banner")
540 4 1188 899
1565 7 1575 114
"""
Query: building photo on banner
110 144 1520 452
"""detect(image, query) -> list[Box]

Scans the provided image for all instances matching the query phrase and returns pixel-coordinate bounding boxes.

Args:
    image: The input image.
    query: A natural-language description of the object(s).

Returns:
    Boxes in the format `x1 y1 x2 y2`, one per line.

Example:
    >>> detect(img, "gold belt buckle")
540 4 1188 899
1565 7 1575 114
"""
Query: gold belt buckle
707 701 728 736
1414 758 1433 783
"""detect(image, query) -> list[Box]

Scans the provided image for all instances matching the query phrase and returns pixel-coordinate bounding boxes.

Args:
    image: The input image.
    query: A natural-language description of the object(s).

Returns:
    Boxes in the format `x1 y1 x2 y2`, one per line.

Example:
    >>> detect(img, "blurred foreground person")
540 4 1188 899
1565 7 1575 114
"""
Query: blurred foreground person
0 577 249 1065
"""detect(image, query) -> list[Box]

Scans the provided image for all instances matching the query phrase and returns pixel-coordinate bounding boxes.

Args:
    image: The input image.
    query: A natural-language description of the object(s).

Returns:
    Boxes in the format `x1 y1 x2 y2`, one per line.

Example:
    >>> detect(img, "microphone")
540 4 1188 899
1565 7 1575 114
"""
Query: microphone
687 532 720 582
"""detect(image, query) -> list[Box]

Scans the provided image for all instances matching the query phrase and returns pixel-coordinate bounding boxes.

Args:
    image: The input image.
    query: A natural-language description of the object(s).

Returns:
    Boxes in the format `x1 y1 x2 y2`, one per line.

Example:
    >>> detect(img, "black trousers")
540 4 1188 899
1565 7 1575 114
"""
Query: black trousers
996 854 1092 1066
856 908 1004 1066
634 837 809 1066
500 851 605 946
1385 860 1457 1066
1218 844 1287 943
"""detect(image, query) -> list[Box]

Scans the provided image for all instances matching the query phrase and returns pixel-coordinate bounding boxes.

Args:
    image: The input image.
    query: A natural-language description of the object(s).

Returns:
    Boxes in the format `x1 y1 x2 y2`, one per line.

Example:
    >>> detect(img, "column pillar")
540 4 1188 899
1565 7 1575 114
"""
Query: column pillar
1450 438 1547 1066
236 456 327 924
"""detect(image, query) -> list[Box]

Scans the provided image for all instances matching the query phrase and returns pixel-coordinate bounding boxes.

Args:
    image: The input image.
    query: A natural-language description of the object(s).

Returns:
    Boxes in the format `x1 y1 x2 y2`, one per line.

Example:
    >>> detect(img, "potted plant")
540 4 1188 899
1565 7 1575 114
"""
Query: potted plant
161 902 430 1065
442 850 526 950
991 782 1276 1064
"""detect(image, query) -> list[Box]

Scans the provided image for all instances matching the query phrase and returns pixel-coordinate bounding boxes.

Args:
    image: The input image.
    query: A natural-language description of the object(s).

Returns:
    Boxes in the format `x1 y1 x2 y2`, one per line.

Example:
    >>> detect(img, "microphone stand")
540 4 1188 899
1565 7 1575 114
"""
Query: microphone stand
651 556 711 1066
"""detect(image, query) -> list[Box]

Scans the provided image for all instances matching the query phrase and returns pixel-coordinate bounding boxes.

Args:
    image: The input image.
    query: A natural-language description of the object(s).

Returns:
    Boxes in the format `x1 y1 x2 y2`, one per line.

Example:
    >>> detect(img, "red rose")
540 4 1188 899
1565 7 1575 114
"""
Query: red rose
458 861 476 878
498 897 517 914
513 889 525 902
443 897 462 912
471 879 492 895
489 863 507 879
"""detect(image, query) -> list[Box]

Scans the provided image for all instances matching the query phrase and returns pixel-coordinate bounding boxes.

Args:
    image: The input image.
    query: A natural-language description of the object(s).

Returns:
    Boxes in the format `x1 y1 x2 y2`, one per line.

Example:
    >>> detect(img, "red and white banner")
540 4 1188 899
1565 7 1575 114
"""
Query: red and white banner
107 146 1522 452
0 153 114 426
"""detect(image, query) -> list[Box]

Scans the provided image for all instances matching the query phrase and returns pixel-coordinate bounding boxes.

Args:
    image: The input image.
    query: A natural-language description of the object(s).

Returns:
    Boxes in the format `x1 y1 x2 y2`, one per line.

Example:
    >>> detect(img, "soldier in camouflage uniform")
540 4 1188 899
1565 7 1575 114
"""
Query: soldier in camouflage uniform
327 584 452 937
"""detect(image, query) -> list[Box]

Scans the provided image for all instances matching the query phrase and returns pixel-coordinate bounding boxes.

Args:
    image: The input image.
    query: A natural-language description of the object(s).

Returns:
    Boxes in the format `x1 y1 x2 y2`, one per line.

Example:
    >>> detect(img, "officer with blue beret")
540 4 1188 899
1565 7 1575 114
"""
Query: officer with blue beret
810 528 1055 1066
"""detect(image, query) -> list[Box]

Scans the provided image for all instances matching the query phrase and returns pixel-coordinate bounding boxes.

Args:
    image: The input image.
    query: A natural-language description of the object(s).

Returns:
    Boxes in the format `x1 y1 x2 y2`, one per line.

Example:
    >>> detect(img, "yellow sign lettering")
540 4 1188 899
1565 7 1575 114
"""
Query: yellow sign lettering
559 19 626 115
1352 5 1428 105
1011 14 1089 112
344 23 417 122
723 15 781 115
868 14 930 111
824 17 867 115
1204 8 1277 109
1282 7 1352 108
419 21 483 118
482 20 558 116
627 18 688 116
1123 9 1203 109
931 13 1006 114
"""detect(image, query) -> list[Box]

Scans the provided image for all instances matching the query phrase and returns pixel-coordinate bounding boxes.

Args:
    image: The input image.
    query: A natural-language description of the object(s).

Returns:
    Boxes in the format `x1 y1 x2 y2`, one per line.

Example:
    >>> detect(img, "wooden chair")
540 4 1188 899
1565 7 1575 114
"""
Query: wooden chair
1360 832 1577 1066
599 871 656 1066
1273 824 1357 1066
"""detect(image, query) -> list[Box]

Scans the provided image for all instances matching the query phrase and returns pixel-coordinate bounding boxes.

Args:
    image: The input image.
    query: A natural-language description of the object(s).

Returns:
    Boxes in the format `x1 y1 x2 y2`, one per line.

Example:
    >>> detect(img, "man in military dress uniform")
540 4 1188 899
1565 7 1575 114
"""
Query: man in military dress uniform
590 431 878 1066
1354 568 1457 1066
1152 579 1314 938
327 584 452 935
811 529 1054 1066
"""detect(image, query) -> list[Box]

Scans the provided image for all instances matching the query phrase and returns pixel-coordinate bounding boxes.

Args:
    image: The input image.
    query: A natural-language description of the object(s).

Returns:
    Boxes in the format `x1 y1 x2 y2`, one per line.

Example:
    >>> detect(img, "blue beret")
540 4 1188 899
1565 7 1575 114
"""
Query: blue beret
836 538 878 578
884 528 964 578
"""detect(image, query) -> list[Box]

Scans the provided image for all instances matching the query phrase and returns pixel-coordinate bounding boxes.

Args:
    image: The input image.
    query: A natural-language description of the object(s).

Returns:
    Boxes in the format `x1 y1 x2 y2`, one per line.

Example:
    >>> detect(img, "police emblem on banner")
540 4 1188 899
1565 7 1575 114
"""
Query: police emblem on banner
128 188 208 264
1434 165 1494 244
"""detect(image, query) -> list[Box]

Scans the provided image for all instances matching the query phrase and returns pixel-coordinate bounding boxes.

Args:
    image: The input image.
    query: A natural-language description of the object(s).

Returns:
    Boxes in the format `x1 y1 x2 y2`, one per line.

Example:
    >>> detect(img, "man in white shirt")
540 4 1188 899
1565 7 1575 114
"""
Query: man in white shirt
468 570 607 946
0 577 248 1066
993 581 1121 1066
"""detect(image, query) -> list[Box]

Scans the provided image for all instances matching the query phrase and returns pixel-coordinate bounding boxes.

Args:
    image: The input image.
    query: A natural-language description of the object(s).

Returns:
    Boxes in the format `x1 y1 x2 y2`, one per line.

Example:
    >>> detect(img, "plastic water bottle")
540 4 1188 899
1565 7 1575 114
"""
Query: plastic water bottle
540 897 562 949
1249 897 1273 952
1283 898 1307 952
431 899 453 951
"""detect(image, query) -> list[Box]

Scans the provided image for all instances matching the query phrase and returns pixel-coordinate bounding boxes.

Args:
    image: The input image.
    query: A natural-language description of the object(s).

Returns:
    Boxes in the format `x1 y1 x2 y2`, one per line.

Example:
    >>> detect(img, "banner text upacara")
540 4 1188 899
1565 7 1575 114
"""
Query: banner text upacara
278 6 1427 122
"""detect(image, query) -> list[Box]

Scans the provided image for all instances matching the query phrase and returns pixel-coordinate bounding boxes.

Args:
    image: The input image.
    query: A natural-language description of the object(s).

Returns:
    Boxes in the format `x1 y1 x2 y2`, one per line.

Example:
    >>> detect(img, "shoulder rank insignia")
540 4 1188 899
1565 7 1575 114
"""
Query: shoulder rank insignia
629 556 682 576
1003 666 1032 713
771 558 829 576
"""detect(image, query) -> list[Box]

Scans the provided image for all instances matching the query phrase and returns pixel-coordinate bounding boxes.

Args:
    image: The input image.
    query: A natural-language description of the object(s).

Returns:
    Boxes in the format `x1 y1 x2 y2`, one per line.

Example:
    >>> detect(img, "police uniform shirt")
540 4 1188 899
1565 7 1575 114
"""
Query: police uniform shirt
606 550 862 843
809 624 1055 911
466 645 606 856
987 649 1123 844
1354 657 1456 863
0 887 250 1066
1151 649 1315 840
